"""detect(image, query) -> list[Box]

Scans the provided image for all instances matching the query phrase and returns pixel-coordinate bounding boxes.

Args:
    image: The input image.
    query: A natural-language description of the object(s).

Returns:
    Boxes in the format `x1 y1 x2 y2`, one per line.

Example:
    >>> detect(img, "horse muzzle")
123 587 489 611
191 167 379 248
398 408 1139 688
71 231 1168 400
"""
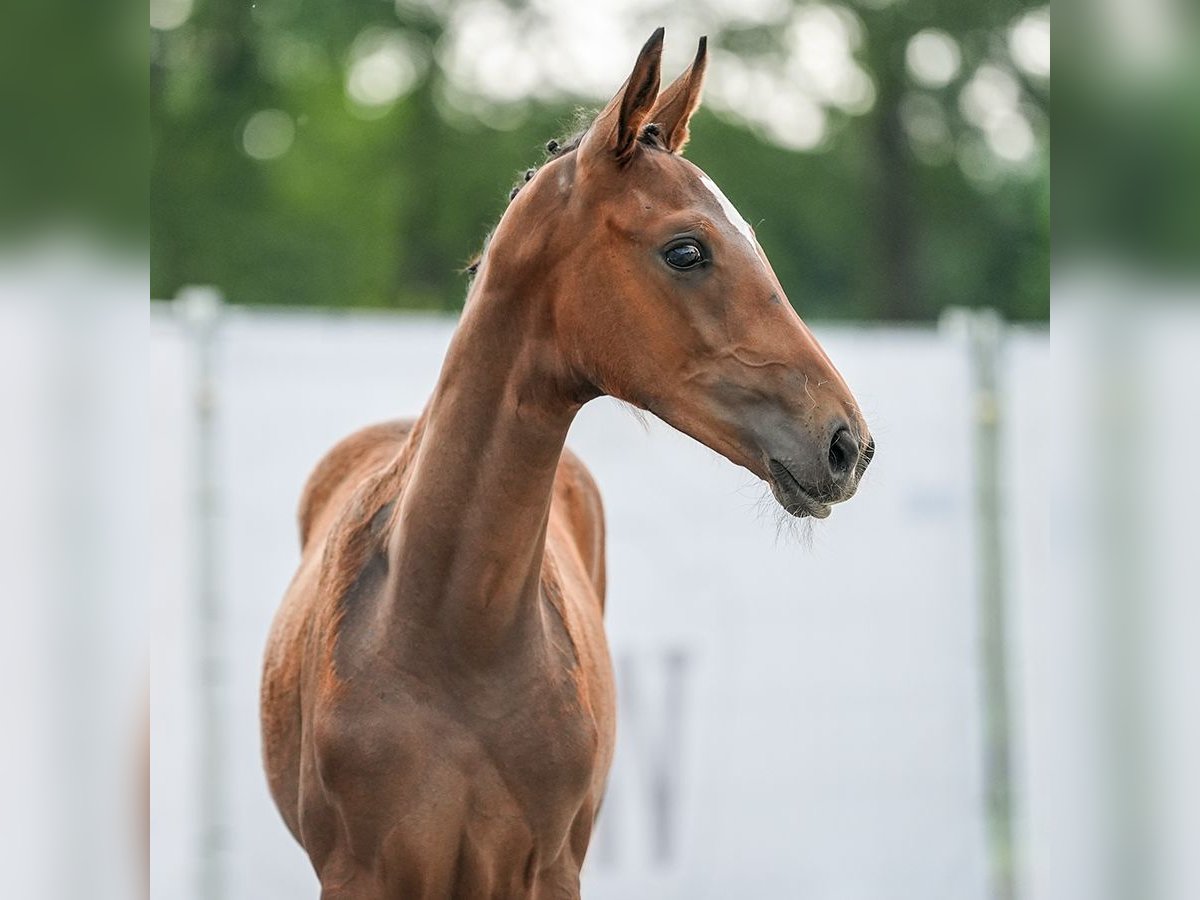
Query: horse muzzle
763 425 874 519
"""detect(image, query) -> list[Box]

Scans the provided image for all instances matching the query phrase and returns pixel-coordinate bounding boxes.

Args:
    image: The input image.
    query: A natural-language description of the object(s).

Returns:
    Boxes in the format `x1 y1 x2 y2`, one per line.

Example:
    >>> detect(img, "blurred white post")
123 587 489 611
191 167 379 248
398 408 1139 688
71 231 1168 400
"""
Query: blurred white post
1091 300 1149 900
943 307 1017 900
177 287 226 900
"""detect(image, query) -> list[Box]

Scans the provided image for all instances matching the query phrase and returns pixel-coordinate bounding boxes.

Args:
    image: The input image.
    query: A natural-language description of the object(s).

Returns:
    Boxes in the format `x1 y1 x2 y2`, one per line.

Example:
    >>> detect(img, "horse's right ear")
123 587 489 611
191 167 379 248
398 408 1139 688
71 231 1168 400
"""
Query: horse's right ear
579 28 664 167
648 36 708 154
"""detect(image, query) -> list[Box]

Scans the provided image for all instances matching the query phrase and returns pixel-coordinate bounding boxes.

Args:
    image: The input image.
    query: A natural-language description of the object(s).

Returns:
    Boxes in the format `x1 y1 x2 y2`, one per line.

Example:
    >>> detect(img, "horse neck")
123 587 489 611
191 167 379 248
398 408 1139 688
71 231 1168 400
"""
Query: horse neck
384 279 580 660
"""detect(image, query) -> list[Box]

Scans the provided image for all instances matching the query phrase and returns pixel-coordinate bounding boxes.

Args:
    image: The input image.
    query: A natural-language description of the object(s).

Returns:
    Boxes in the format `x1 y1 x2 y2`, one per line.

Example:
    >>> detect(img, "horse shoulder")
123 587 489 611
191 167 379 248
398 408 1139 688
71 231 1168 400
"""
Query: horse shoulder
264 420 415 834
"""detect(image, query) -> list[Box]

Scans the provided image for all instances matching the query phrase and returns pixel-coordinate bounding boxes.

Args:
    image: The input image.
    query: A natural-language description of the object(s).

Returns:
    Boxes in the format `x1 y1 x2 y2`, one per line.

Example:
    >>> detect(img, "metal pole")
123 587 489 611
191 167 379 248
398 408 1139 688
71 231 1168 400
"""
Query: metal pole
943 307 1017 900
177 287 225 900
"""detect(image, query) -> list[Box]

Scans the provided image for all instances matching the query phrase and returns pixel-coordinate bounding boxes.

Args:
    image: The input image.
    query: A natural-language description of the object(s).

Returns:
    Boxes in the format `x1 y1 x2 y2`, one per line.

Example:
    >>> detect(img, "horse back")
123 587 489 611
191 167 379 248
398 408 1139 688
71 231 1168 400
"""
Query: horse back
298 419 605 599
296 419 416 550
551 447 607 605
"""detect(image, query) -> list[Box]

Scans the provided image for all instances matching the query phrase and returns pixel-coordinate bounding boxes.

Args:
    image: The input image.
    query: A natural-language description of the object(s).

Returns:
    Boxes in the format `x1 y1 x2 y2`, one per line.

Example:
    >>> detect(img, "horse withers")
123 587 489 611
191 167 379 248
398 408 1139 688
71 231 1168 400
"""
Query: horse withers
261 28 873 899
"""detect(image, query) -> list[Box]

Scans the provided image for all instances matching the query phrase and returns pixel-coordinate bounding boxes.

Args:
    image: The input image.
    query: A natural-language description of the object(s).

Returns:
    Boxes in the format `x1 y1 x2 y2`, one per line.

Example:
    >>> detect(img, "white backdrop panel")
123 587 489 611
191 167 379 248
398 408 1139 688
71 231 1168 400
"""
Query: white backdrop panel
151 308 1020 900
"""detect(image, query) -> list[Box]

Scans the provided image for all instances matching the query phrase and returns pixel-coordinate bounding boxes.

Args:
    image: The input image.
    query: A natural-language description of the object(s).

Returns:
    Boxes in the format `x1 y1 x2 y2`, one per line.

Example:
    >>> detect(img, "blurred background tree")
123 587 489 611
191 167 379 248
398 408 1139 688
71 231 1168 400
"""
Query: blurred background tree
150 0 1049 320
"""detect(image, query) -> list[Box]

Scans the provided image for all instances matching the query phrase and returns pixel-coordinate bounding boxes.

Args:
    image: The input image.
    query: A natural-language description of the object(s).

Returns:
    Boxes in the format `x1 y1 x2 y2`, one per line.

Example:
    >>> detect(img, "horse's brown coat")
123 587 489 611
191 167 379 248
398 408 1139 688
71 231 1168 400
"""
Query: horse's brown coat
261 29 872 899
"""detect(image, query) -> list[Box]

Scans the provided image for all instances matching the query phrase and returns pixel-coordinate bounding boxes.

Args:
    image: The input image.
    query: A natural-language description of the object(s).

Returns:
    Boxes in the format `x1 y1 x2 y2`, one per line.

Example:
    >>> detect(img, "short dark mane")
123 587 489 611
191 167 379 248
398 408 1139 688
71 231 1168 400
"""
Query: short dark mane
461 130 584 281
463 122 668 283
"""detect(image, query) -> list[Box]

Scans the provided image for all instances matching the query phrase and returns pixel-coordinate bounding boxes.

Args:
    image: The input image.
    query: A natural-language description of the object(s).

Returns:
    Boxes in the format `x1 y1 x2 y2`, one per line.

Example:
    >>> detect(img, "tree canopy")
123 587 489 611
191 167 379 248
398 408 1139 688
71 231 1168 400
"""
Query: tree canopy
151 0 1049 321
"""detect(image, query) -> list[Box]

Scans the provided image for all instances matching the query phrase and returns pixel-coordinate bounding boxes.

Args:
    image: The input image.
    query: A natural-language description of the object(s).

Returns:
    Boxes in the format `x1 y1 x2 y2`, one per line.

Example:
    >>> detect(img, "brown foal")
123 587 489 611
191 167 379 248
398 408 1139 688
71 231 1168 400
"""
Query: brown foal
261 29 873 899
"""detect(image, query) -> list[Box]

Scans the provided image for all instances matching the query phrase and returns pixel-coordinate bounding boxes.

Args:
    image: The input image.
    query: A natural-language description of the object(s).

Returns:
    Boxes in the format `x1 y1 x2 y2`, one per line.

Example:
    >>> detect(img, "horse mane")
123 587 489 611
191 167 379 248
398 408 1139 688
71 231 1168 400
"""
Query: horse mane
462 122 668 282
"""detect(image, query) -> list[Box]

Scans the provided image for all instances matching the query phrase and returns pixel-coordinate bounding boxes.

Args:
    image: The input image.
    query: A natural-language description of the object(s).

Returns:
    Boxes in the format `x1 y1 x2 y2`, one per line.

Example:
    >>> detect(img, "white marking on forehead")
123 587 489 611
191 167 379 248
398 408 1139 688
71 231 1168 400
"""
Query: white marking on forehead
697 172 757 250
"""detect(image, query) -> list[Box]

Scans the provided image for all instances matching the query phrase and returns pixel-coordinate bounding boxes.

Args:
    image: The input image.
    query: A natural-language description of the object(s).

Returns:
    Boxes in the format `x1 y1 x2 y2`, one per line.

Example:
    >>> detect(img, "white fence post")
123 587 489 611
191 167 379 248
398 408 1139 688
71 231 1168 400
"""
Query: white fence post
176 287 226 900
943 307 1017 900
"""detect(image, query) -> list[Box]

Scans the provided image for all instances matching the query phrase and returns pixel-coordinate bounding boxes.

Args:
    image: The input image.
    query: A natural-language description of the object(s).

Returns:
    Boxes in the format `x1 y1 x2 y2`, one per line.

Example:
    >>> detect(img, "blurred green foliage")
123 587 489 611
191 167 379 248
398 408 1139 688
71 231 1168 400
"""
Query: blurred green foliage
151 0 1049 320
1 0 146 246
1054 0 1200 271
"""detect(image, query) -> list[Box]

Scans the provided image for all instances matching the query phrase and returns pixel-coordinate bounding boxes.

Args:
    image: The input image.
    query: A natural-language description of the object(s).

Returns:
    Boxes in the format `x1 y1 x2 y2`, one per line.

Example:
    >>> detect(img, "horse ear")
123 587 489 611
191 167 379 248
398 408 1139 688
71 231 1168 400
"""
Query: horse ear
649 36 708 154
579 28 664 166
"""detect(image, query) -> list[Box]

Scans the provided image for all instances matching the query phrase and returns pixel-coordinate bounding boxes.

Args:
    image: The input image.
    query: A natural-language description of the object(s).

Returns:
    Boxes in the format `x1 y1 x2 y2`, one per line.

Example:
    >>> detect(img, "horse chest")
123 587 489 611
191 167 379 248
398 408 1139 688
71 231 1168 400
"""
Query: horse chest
471 679 602 827
311 533 614 877
429 632 605 814
318 639 607 849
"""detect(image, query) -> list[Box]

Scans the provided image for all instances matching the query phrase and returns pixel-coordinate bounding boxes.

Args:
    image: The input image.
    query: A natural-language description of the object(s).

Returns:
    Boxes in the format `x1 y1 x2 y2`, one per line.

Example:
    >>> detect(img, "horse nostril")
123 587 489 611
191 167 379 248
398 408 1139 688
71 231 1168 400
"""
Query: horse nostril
827 427 859 480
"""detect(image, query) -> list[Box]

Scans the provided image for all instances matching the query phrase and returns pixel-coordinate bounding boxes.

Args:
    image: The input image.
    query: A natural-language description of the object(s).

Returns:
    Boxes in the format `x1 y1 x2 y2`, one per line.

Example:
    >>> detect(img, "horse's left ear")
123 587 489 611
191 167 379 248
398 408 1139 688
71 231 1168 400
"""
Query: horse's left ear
649 36 708 154
579 28 664 167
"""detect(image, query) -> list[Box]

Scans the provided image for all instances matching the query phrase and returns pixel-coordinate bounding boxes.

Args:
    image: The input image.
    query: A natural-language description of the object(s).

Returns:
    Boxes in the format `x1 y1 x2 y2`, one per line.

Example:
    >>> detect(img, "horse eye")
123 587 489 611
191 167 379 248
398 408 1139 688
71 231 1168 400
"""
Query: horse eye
663 241 705 270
